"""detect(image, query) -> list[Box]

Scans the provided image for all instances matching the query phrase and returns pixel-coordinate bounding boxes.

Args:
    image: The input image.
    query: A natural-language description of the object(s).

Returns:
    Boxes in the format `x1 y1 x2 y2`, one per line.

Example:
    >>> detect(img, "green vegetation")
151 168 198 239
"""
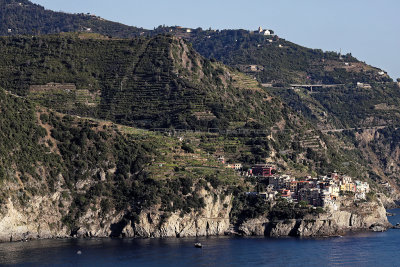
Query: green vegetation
271 83 400 129
230 194 323 226
0 2 397 228
1 2 396 189
0 0 145 37
6 29 362 180
0 34 291 131
0 1 391 86
179 29 391 84
0 89 54 185
230 194 270 225
0 88 240 231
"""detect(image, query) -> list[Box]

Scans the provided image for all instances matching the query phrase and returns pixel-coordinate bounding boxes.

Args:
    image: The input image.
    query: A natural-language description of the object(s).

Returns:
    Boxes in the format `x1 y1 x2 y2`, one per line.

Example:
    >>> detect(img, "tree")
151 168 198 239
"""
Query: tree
298 200 308 208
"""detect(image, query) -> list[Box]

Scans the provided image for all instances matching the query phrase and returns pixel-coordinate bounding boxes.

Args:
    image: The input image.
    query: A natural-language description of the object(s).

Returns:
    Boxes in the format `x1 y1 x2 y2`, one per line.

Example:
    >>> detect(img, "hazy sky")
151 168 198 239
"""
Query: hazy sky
31 0 400 79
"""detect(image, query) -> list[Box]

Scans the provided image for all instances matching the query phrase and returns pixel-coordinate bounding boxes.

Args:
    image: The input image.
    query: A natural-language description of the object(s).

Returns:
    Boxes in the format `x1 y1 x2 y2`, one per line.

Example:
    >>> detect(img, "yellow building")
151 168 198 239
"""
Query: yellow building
341 183 356 193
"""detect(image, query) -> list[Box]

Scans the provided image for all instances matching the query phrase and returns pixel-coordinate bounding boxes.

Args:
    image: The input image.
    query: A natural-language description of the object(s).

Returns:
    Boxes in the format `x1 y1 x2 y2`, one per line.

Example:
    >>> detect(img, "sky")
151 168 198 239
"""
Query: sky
31 0 400 80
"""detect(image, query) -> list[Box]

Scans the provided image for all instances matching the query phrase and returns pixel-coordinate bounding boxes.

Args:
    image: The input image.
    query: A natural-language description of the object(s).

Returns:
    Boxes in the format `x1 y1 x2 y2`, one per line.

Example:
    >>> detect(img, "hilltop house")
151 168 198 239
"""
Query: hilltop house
256 26 273 36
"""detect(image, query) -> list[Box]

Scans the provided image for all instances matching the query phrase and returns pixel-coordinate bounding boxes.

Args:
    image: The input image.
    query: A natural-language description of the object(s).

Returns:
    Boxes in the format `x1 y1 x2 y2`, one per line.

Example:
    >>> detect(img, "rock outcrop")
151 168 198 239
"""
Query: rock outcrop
238 198 391 237
377 193 399 209
237 218 269 236
0 196 70 242
0 190 232 242
0 189 391 242
128 191 232 238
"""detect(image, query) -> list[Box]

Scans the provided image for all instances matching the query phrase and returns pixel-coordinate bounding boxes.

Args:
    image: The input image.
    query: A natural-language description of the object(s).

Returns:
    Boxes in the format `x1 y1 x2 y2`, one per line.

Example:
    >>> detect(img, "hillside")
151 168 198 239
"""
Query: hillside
0 87 245 240
159 28 392 85
1 0 399 190
270 82 400 129
0 0 146 37
155 27 400 193
0 1 397 239
0 32 396 190
0 33 295 131
0 87 391 241
0 0 392 86
0 32 383 178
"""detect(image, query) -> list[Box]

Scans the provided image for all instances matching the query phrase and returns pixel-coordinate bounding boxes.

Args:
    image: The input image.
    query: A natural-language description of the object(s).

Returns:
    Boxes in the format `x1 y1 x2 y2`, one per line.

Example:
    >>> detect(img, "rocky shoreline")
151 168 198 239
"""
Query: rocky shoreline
0 191 393 243
1 221 393 243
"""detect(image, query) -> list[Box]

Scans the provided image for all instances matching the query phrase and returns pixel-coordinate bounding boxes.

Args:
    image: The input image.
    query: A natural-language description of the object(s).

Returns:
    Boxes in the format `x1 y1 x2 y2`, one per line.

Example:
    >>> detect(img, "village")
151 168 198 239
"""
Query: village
220 157 371 211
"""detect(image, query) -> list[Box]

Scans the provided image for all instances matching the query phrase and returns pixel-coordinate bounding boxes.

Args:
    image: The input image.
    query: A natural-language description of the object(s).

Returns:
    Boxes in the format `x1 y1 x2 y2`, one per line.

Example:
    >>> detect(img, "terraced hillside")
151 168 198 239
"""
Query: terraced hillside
0 33 395 186
0 0 399 195
0 33 297 130
4 85 377 241
0 1 391 86
172 28 392 85
269 82 400 130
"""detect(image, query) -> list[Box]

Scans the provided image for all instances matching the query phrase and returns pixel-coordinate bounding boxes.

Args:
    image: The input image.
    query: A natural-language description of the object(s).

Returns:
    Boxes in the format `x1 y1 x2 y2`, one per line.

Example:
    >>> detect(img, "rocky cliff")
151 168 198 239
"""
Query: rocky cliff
0 190 232 242
128 191 231 238
0 188 391 242
75 189 232 239
237 197 391 237
0 195 69 242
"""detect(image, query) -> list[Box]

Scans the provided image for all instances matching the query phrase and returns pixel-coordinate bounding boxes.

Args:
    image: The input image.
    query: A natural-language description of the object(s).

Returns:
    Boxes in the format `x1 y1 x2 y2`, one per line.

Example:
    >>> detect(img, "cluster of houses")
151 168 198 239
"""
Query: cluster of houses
257 172 370 208
218 157 370 210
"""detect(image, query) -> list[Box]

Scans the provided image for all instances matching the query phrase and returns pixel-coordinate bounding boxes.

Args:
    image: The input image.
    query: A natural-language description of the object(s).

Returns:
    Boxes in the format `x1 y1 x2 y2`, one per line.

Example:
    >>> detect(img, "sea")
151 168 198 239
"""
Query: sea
1 209 400 267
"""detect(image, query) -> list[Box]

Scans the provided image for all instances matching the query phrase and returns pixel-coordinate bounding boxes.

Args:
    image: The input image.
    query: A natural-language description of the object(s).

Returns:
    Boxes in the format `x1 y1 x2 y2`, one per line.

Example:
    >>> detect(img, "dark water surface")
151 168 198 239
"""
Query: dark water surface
1 209 400 266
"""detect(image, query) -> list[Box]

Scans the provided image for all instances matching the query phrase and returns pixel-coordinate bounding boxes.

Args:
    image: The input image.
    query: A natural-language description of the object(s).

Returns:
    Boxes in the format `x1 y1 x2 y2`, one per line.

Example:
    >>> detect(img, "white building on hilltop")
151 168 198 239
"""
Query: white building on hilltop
257 26 273 36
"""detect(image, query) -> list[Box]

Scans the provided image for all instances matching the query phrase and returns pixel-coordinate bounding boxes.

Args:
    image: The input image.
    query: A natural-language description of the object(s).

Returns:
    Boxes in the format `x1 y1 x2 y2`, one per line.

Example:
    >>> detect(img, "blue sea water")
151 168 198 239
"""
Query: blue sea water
1 209 400 267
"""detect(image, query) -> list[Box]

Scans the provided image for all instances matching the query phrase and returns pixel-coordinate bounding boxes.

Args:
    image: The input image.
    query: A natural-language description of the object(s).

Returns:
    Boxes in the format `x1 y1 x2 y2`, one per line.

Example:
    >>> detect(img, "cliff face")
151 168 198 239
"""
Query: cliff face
130 192 231 238
0 190 232 242
355 128 400 200
0 189 391 242
238 198 390 237
0 195 69 242
78 190 232 239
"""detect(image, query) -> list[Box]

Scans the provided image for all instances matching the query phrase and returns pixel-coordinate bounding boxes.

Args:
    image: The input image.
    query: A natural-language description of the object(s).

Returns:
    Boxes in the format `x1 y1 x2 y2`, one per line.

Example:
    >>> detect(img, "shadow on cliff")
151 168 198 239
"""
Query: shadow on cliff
110 217 130 237
264 220 301 237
